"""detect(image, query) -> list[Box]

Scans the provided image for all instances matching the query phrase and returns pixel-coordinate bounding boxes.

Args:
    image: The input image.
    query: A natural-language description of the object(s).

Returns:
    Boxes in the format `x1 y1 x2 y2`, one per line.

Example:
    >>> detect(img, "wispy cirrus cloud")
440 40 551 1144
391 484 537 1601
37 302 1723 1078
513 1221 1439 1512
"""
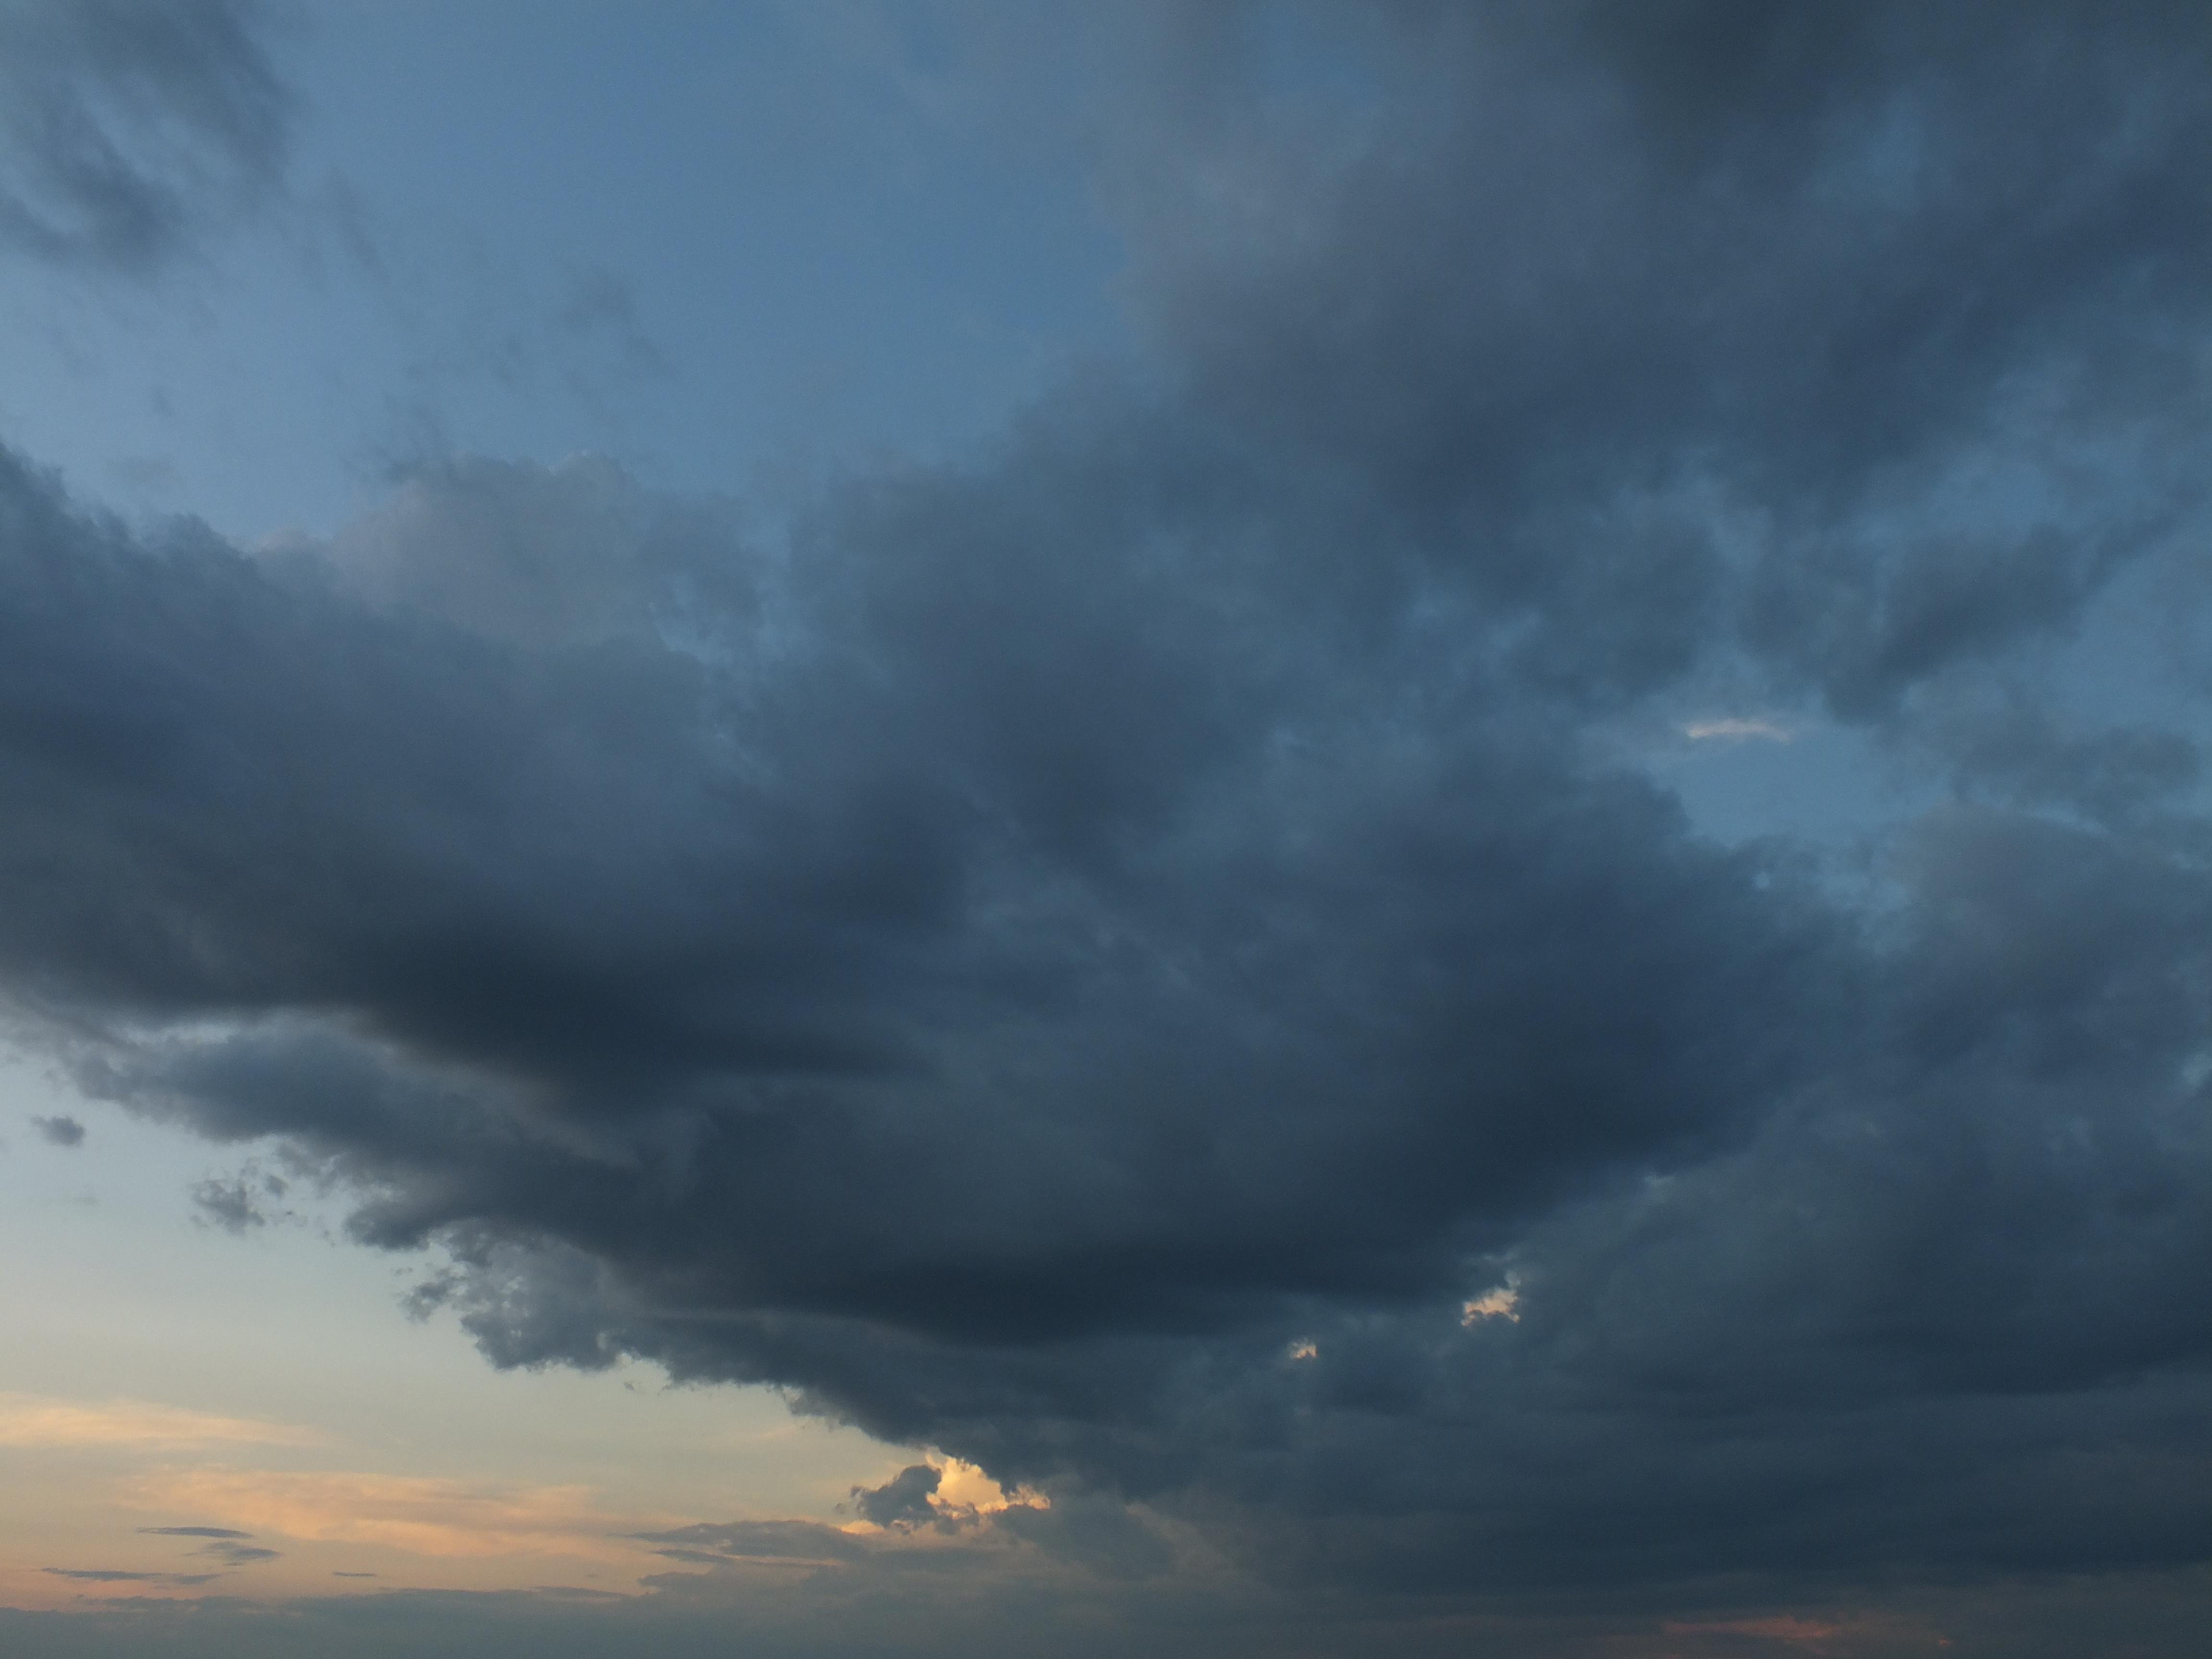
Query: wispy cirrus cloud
131 1469 666 1565
0 0 290 272
0 1394 322 1450
41 1566 217 1587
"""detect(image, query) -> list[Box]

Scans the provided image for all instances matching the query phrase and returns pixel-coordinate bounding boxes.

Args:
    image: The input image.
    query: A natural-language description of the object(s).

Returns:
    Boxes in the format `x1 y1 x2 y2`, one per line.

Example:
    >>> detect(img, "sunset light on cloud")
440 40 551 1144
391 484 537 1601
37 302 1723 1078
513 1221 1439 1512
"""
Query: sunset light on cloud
3 3 2212 1656
0 1395 323 1450
129 1471 656 1564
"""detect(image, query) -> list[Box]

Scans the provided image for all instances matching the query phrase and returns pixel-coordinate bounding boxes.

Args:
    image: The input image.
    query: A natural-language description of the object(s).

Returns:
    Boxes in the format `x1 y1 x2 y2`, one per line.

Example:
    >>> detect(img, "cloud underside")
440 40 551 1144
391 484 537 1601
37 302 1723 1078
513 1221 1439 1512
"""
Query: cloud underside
3 0 2212 1614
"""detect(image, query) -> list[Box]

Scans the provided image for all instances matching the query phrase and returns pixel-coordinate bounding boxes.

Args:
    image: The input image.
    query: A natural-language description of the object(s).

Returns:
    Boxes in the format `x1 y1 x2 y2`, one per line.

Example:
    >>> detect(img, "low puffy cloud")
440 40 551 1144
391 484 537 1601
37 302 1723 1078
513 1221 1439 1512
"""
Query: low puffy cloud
849 1465 941 1532
28 1114 82 1146
1 0 2210 1643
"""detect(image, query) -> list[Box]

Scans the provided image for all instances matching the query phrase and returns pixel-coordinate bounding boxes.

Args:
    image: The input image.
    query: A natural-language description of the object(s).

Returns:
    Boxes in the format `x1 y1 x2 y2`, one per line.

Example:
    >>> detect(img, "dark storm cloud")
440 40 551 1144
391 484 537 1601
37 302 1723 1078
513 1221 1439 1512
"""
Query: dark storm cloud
0 0 289 271
4 435 1829 1342
1115 0 2212 720
1 0 2211 1635
30 1112 83 1145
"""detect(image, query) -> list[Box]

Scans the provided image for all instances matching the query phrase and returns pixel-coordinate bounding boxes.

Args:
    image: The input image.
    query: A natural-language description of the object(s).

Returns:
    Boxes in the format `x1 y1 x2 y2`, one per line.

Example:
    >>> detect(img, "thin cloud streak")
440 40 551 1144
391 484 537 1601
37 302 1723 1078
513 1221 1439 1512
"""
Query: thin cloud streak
1683 718 1794 743
132 1469 674 1565
0 1395 323 1450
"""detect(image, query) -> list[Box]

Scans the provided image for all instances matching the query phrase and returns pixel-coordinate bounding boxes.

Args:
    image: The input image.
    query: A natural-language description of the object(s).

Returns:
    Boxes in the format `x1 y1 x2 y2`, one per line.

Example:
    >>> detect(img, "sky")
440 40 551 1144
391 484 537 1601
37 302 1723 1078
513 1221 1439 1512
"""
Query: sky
1 3 2210 1656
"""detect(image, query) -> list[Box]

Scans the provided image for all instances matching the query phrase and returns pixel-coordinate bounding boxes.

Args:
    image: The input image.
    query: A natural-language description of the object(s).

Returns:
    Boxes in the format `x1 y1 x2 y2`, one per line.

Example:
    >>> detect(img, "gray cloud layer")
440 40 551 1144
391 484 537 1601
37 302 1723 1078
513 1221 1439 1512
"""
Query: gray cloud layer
3 0 2211 1635
0 0 288 271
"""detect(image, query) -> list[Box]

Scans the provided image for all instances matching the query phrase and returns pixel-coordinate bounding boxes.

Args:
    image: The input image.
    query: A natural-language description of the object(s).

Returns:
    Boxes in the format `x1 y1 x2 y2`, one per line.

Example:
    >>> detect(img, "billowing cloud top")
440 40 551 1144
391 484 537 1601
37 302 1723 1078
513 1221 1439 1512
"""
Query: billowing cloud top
2 0 2211 1618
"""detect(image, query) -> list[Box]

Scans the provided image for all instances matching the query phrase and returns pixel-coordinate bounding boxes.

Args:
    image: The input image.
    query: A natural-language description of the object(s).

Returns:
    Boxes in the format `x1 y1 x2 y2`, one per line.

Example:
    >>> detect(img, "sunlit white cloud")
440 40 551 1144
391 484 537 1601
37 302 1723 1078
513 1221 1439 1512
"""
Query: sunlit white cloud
1460 1286 1520 1325
922 1455 1046 1523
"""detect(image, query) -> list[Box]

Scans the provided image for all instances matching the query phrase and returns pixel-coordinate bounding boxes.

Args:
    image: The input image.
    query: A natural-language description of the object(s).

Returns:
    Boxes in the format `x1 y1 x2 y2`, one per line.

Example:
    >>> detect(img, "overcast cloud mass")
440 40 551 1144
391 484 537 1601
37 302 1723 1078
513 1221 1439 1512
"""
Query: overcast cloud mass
3 2 2212 1653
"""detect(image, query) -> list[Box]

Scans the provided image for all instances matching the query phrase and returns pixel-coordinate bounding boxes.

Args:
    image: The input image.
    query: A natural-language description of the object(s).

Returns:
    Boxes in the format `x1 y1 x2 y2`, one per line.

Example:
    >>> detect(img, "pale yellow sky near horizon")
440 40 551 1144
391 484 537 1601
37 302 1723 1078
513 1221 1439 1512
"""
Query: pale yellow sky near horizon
0 1046 959 1614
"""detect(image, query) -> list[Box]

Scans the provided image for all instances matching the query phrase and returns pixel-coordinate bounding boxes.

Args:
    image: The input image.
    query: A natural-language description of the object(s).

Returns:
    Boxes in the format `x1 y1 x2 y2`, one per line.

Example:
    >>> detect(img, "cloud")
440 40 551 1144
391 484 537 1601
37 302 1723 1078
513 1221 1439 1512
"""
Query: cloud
120 1526 279 1571
0 1394 321 1449
0 0 290 271
189 1164 295 1233
197 1541 279 1566
40 1568 218 1587
29 1113 84 1146
132 1470 662 1565
849 1465 942 1531
0 0 2210 1637
136 1527 252 1539
1684 718 1794 744
631 1519 872 1571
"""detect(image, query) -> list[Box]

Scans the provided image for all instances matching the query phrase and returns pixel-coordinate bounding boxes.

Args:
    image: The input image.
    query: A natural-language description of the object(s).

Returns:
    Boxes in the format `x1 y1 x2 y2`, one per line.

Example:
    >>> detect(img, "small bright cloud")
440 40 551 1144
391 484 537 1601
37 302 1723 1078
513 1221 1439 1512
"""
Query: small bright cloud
1683 717 1794 743
1461 1286 1520 1325
1286 1338 1319 1361
925 1453 1047 1517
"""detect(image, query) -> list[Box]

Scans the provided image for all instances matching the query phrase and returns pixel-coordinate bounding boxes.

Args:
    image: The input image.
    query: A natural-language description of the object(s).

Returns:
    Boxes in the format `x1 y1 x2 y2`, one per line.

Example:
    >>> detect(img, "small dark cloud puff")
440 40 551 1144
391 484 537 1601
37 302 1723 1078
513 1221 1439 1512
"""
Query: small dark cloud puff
197 1540 278 1566
188 1166 291 1233
849 1465 942 1531
130 1524 276 1569
30 1114 84 1146
2 0 2211 1642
